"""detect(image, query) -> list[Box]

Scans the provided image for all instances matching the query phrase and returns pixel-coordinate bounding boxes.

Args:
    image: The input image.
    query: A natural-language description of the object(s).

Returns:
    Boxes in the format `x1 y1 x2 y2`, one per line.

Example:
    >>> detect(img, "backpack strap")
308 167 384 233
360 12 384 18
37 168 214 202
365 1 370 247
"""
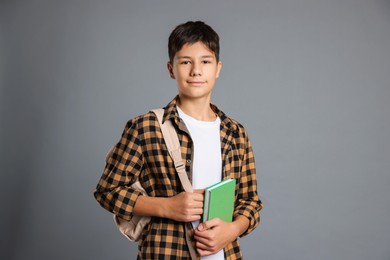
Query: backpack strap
152 108 197 260
152 108 193 193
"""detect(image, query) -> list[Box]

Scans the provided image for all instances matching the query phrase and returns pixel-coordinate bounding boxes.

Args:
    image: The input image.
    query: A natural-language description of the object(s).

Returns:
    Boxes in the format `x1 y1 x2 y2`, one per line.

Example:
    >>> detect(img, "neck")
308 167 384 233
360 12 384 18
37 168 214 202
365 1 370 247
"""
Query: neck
177 95 216 121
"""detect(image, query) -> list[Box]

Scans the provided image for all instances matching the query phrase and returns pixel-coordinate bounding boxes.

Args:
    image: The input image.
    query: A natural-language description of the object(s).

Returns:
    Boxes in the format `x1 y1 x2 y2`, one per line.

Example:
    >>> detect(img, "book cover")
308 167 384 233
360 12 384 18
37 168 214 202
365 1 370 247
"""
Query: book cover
202 178 236 222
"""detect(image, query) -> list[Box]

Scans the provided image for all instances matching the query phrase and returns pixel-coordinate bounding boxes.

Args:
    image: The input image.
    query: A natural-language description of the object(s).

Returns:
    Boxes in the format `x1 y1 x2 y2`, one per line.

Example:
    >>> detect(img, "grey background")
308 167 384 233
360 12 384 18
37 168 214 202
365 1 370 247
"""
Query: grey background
1 0 390 259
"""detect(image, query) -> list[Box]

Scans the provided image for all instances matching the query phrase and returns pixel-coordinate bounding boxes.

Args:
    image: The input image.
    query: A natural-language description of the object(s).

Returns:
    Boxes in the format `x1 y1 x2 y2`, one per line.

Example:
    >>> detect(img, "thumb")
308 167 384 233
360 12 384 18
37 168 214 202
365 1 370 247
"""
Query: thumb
198 218 221 231
197 222 207 231
197 218 218 231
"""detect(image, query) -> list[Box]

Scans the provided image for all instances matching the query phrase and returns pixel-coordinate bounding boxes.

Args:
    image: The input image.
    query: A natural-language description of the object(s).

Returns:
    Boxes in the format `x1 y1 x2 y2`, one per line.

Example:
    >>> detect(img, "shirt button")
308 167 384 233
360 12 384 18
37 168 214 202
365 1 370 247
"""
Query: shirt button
186 159 191 165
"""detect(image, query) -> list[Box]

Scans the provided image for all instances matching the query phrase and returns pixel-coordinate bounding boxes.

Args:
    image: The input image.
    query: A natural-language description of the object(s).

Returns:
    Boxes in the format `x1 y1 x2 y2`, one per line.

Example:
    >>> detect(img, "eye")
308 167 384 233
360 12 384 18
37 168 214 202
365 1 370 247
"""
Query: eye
180 60 191 65
202 60 212 64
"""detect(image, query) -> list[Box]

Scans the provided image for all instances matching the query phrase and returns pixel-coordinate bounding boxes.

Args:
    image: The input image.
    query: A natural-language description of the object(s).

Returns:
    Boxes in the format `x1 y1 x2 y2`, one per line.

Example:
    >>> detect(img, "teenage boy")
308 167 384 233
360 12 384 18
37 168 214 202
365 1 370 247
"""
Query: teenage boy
94 21 262 259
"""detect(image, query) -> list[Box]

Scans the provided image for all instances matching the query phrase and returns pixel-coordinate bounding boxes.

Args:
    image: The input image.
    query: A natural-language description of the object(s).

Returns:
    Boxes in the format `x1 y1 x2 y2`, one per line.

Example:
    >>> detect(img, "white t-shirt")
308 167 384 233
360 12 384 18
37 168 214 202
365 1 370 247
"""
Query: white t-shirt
177 106 224 260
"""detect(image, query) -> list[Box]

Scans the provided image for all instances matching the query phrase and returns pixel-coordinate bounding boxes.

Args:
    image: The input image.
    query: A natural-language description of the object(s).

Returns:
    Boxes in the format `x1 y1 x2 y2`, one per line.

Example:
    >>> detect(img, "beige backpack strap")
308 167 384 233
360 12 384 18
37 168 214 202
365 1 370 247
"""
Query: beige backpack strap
152 109 193 193
152 108 198 260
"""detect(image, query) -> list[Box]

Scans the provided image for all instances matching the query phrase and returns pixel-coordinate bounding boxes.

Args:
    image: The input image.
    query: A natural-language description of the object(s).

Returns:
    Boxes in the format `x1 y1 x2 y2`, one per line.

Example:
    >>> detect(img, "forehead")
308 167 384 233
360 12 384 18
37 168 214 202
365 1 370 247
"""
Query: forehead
175 42 216 59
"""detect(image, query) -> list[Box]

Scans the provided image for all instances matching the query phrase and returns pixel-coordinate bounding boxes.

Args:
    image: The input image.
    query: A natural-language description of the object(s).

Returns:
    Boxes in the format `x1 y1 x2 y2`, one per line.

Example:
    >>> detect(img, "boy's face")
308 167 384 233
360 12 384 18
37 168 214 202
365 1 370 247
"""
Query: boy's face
167 41 222 101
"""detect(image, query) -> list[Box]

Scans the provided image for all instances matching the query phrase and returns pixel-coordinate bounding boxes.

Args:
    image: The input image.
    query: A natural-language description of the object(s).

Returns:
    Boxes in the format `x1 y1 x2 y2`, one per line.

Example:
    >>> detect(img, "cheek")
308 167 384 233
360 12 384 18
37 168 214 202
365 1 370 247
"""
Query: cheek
175 69 186 79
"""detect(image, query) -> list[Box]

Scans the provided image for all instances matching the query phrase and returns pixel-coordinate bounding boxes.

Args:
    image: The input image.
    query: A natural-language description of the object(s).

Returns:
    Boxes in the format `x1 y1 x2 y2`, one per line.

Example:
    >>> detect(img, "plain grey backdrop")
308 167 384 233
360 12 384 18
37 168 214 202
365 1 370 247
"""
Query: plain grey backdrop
1 0 390 259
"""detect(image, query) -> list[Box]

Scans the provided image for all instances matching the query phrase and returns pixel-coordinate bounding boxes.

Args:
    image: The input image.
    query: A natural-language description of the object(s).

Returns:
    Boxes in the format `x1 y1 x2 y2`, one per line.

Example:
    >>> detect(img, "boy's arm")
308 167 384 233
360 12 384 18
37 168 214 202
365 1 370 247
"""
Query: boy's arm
133 190 204 222
93 118 205 222
193 128 262 256
93 120 145 221
233 130 263 237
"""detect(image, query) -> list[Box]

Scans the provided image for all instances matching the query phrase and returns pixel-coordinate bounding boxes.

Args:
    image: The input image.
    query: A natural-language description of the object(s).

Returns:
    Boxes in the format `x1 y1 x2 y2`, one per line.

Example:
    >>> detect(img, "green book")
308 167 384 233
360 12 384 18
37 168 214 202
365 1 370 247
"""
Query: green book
202 178 236 222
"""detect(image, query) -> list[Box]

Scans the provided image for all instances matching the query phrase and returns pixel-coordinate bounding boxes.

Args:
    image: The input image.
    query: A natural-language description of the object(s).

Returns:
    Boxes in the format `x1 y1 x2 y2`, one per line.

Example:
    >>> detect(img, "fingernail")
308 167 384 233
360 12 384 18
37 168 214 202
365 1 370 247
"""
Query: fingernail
198 224 204 231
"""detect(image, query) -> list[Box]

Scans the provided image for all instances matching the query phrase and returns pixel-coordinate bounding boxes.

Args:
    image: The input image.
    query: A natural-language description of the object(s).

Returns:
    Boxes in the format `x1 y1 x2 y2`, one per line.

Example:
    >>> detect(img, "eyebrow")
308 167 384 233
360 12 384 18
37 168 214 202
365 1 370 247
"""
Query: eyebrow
176 55 215 59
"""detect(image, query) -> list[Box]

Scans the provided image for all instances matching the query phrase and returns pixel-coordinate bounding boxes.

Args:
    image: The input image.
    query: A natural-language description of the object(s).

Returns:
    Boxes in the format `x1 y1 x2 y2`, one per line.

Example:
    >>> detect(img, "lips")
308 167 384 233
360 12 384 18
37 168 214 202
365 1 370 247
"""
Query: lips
187 81 206 85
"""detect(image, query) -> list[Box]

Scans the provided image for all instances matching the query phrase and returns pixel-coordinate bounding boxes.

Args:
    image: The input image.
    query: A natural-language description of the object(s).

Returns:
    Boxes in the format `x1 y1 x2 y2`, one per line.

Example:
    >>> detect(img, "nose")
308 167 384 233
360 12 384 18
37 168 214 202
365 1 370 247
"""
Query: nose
190 63 201 76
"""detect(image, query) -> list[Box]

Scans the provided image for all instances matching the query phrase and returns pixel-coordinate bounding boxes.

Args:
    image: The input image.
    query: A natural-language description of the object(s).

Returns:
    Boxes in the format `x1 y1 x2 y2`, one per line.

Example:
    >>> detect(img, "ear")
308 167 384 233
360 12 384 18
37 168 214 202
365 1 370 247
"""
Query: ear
216 61 222 78
167 62 175 79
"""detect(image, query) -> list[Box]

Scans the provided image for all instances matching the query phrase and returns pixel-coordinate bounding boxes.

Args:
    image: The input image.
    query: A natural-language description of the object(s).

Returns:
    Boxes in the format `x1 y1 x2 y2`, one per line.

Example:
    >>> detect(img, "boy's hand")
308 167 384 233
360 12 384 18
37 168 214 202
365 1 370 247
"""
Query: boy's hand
193 218 236 256
164 189 204 222
194 216 249 256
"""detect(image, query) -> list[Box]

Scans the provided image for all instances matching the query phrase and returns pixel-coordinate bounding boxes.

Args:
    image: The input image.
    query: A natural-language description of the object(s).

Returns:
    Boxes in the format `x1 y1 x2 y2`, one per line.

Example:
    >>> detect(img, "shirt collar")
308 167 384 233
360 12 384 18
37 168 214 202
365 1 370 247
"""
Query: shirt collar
163 95 239 132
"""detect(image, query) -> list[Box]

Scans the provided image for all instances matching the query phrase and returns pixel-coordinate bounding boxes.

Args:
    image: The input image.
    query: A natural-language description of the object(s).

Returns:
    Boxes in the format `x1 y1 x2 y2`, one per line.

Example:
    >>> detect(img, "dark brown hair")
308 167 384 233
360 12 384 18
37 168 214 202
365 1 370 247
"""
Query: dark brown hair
168 21 220 64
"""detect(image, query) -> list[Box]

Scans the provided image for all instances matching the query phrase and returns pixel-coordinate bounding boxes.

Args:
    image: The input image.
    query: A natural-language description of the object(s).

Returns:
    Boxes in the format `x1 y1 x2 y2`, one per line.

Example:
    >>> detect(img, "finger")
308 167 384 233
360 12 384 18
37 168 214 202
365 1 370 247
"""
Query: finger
194 227 214 240
188 215 201 222
188 207 203 216
197 248 213 257
195 240 210 250
198 250 212 257
194 189 205 194
197 218 221 231
186 199 203 209
192 193 204 202
192 200 204 208
194 233 211 244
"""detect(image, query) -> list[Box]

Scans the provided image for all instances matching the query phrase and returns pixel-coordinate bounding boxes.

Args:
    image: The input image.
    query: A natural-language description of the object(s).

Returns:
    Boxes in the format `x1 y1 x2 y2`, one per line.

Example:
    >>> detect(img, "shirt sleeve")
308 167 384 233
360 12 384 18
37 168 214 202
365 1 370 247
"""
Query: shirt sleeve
233 128 263 237
93 119 144 221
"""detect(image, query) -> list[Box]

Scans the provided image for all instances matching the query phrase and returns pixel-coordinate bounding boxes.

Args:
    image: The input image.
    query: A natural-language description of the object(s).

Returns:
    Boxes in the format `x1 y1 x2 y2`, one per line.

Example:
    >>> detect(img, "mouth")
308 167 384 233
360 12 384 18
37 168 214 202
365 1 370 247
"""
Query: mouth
187 81 206 86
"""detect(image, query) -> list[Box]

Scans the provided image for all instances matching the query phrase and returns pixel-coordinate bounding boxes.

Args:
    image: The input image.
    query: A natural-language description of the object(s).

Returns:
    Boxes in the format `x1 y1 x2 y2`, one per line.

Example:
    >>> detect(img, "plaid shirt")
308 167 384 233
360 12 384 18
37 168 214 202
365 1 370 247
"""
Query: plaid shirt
94 96 262 259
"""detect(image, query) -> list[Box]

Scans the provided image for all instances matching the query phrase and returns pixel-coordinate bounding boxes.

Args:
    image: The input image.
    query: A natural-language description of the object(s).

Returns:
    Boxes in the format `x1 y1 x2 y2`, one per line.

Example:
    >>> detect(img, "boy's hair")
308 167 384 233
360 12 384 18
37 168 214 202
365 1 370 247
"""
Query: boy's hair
168 21 220 64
